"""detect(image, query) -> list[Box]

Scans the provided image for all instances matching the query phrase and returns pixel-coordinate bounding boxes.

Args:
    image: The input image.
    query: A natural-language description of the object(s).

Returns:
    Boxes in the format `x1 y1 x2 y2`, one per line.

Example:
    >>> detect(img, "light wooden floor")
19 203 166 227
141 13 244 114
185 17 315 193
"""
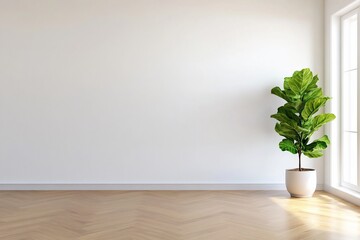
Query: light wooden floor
0 191 359 240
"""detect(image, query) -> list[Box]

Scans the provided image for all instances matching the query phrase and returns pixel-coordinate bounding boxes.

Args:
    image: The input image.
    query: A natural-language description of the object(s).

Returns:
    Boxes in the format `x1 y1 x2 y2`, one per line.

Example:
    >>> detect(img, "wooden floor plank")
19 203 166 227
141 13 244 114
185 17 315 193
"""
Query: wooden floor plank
0 191 359 239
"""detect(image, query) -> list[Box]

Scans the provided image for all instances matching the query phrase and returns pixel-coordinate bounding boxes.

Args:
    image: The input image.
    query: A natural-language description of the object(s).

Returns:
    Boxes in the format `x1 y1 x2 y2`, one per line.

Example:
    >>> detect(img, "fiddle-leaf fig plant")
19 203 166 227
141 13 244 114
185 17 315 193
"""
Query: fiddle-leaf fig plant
271 68 336 171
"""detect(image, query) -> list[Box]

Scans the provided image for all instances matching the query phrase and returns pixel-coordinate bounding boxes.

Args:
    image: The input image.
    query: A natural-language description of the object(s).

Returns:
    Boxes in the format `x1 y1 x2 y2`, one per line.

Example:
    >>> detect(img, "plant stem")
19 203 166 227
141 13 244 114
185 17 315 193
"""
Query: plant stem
298 149 302 171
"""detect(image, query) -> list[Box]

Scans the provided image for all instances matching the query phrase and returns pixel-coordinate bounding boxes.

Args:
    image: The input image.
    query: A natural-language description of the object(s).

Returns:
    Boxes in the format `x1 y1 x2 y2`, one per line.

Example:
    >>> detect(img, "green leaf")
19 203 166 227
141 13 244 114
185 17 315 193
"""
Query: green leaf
295 125 311 134
311 113 336 131
305 141 327 152
284 77 292 91
271 86 291 102
284 101 303 112
301 97 330 120
279 139 298 154
271 113 297 125
286 68 313 95
275 123 299 141
303 135 331 158
305 75 319 92
272 113 311 136
284 77 300 99
303 149 324 158
303 87 323 102
277 106 300 123
315 135 330 145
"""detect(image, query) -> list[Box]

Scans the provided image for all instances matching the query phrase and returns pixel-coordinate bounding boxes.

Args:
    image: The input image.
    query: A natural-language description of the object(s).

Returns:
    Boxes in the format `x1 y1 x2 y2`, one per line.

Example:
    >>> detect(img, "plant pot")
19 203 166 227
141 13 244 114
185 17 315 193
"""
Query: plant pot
285 168 316 198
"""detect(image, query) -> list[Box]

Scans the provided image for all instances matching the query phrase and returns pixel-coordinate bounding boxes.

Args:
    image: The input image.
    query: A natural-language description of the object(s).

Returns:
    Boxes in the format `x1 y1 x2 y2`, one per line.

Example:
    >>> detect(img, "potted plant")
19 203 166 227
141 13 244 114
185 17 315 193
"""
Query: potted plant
271 68 335 197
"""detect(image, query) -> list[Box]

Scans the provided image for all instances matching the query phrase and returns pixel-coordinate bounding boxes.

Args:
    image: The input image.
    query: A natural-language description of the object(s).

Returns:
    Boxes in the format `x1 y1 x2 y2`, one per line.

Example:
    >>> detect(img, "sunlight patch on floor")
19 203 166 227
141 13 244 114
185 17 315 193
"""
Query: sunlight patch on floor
270 192 360 238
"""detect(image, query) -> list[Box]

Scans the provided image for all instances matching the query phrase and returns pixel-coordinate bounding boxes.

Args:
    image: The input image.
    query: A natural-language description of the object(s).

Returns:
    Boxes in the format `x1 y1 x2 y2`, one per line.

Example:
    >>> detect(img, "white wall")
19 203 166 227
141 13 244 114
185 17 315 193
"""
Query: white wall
0 0 324 186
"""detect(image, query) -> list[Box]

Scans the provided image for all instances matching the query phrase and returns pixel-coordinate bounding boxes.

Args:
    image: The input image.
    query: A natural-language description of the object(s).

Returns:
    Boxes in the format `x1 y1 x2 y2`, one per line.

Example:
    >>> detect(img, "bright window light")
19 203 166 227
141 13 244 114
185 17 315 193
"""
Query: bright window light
341 9 359 191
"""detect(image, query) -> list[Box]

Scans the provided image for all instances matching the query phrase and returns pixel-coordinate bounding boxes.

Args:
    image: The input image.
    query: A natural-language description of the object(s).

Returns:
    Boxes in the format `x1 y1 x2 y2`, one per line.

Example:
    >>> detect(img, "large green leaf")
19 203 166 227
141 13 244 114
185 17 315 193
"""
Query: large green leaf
271 113 297 125
286 68 313 95
305 75 319 92
272 113 310 134
303 135 331 158
311 114 336 131
303 87 323 102
284 77 300 99
301 97 330 120
279 139 298 154
315 135 330 145
277 106 300 123
305 141 327 152
295 125 311 134
303 149 324 158
284 101 303 112
271 86 291 102
284 77 292 91
275 123 299 141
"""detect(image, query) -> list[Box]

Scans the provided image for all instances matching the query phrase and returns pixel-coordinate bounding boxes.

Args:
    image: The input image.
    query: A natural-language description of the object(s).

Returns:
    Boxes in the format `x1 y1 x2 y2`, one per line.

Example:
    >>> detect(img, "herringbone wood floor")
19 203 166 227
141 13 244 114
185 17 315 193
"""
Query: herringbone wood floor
0 191 359 240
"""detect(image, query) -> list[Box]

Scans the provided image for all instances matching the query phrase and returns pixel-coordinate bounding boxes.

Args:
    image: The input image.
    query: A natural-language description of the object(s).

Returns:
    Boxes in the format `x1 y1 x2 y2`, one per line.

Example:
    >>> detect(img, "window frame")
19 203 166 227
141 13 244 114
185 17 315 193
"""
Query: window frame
340 7 360 192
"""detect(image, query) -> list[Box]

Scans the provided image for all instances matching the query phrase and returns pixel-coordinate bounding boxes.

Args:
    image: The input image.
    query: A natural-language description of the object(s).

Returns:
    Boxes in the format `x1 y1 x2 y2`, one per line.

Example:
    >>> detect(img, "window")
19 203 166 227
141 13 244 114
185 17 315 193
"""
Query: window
341 8 359 191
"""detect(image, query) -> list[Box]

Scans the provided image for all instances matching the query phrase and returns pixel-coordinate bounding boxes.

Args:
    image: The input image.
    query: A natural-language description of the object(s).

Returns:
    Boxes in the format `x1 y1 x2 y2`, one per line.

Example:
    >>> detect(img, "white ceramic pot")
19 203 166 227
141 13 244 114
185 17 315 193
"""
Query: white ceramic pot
285 169 317 198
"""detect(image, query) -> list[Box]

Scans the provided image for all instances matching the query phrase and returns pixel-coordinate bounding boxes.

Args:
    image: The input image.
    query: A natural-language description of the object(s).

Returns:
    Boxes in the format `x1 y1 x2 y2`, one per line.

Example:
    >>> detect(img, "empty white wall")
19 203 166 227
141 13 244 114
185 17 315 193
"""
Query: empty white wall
0 0 324 186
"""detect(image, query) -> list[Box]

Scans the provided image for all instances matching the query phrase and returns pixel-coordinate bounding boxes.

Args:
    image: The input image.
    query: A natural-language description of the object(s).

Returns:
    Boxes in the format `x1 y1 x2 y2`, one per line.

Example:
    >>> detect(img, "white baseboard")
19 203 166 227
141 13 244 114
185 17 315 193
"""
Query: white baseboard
324 184 360 206
0 183 324 191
